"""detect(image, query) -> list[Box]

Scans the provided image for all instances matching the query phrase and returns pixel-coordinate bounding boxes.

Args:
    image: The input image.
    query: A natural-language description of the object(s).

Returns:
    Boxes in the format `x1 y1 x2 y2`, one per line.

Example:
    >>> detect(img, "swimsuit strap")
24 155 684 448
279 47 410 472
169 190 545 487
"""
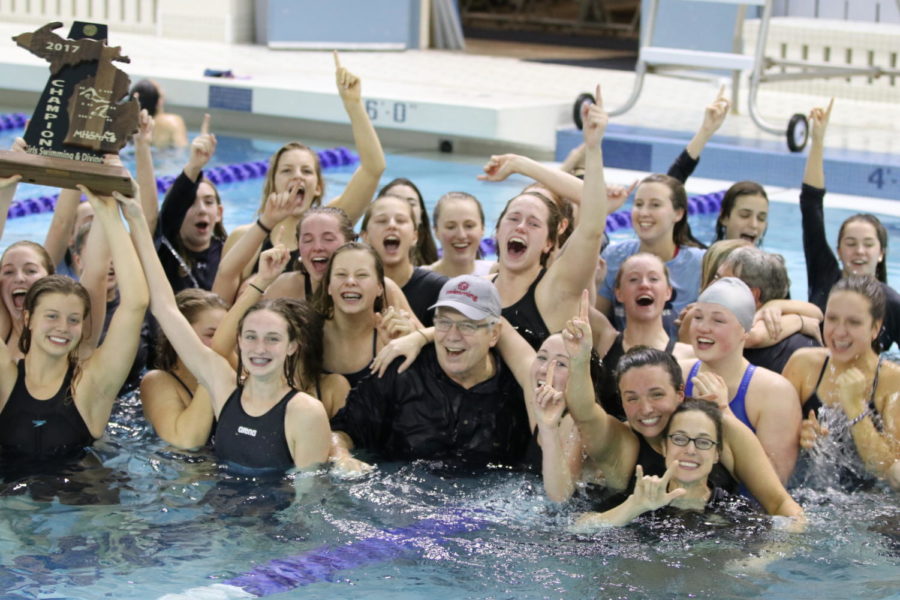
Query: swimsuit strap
812 355 830 397
684 361 703 397
170 372 192 395
304 271 312 298
735 363 756 403
664 335 676 354
371 329 378 356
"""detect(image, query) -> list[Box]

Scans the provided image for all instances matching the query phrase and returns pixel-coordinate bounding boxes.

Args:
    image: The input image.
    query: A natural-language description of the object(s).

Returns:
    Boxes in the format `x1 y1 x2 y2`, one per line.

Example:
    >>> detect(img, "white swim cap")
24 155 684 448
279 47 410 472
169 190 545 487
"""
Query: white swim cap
697 277 755 332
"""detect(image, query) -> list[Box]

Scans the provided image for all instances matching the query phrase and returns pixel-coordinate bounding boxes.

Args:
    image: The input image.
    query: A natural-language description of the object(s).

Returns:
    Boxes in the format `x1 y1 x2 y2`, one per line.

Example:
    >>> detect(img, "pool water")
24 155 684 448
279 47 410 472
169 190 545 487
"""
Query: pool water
0 129 898 599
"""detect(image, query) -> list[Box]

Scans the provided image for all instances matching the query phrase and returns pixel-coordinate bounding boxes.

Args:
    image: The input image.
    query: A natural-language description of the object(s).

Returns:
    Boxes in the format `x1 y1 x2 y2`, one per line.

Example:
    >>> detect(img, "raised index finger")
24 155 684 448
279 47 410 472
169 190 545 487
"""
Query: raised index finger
200 113 211 136
825 97 834 118
594 84 603 109
716 84 726 101
579 289 590 321
333 50 341 70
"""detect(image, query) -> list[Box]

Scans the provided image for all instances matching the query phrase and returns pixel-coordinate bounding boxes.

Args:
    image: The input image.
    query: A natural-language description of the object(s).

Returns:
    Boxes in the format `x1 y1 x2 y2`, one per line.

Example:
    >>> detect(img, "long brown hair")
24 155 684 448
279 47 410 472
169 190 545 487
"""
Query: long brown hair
637 174 706 249
259 142 324 214
379 177 438 266
838 214 888 283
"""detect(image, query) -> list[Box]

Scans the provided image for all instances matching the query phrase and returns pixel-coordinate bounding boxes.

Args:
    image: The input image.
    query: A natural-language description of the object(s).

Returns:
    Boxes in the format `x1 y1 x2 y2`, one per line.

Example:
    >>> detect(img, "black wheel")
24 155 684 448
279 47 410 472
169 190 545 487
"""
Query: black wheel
572 93 595 130
786 113 809 153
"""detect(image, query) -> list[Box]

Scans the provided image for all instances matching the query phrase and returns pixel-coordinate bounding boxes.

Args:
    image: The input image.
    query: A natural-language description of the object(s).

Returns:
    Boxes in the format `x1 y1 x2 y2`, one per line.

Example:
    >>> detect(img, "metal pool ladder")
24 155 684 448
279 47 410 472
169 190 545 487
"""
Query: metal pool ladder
607 0 900 152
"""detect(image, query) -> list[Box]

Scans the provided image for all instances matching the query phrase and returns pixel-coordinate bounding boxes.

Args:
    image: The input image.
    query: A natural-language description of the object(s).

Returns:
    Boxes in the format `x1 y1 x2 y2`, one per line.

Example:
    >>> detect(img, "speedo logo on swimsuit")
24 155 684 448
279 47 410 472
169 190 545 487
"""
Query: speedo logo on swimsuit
32 420 46 428
237 426 257 437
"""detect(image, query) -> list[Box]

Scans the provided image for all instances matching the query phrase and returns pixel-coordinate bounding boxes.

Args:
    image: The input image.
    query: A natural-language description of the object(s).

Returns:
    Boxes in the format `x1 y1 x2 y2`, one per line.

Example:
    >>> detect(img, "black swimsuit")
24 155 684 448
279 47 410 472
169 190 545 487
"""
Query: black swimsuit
327 331 378 389
498 269 552 351
0 361 93 462
214 386 296 474
802 355 884 429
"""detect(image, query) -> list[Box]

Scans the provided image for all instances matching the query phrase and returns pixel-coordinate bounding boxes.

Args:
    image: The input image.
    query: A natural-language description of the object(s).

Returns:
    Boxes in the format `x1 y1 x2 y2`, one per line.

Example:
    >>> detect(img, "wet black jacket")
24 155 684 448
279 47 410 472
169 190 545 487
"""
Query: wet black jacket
330 347 530 467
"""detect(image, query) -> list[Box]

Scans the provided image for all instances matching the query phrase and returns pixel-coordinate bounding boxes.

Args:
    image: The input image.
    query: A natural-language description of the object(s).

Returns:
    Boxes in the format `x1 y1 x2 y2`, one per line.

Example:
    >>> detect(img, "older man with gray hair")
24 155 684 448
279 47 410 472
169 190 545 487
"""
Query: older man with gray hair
330 275 532 469
719 246 821 373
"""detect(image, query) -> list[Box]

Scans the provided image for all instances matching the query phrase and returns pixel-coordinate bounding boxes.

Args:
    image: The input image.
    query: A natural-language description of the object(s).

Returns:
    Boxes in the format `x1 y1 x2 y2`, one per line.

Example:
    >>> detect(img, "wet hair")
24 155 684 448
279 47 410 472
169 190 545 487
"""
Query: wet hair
130 79 160 116
361 194 419 263
235 298 323 391
1 240 55 276
154 289 229 371
522 183 574 248
837 214 888 283
313 242 386 319
495 191 562 267
379 178 439 266
722 246 789 304
171 177 228 278
830 275 885 353
714 181 769 242
259 142 324 213
663 398 723 448
433 191 486 260
636 174 706 250
615 345 684 392
614 252 671 290
699 239 750 291
20 276 91 398
297 206 356 245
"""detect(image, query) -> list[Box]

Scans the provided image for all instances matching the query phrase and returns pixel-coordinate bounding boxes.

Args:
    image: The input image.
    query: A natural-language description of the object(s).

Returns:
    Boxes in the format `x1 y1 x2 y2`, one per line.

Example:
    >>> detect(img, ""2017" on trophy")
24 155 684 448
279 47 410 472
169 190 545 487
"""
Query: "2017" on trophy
0 21 139 194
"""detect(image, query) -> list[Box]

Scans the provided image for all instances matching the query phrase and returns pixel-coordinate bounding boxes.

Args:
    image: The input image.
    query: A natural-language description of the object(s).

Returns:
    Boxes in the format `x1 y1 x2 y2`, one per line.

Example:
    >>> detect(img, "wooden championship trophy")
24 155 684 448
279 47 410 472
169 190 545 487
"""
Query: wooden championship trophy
0 21 139 195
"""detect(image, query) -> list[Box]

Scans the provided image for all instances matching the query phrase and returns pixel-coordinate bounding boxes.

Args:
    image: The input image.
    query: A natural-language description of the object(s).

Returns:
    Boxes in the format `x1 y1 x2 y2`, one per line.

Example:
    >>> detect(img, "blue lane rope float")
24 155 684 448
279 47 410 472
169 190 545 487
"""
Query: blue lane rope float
158 511 488 599
4 147 359 219
0 112 27 132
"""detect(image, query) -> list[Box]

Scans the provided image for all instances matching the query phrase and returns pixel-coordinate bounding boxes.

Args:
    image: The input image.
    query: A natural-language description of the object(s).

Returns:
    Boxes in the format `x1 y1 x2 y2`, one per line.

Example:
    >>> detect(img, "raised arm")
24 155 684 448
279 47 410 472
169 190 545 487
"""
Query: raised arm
134 108 160 232
573 465 686 530
157 114 216 242
212 189 298 303
563 291 636 489
540 86 608 316
211 245 291 366
74 209 111 354
118 186 236 412
533 360 580 502
479 153 585 204
800 99 840 311
43 188 82 267
668 86 729 183
325 51 386 222
0 173 22 243
72 185 149 438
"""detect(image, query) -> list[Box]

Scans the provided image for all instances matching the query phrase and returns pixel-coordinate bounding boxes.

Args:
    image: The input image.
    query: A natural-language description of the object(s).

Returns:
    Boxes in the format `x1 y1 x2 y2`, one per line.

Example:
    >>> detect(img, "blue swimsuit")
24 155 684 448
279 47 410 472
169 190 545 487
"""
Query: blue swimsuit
685 361 757 432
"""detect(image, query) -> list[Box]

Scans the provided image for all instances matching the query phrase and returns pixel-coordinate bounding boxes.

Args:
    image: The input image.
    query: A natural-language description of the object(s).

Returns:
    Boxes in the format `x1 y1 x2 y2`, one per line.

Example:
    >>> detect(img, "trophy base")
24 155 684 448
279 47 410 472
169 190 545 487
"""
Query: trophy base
0 150 133 196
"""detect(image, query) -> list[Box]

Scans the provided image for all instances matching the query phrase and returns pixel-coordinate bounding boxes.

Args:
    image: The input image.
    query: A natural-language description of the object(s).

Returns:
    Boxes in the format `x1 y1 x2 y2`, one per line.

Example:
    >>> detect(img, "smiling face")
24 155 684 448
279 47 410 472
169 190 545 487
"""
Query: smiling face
497 195 554 270
299 212 350 282
837 220 884 278
26 292 86 357
720 193 768 245
1 245 51 321
663 409 719 486
361 196 418 268
615 254 672 322
620 364 684 439
689 302 747 360
530 334 570 391
824 290 880 361
434 196 484 264
179 181 223 252
273 148 323 215
433 307 500 387
327 248 384 316
238 309 297 379
631 182 683 245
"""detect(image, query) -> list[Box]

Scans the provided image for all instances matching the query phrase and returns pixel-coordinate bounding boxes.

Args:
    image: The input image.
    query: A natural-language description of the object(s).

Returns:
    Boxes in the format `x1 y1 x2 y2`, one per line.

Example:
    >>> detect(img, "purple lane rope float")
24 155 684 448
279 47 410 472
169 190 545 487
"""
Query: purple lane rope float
4 147 359 219
158 511 488 599
476 189 726 258
0 112 28 132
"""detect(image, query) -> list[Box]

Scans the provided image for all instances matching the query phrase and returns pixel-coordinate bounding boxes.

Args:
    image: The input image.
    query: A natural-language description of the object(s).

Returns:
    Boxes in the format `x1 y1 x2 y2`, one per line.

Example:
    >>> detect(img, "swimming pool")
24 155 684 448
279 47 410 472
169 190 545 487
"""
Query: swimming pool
0 128 898 599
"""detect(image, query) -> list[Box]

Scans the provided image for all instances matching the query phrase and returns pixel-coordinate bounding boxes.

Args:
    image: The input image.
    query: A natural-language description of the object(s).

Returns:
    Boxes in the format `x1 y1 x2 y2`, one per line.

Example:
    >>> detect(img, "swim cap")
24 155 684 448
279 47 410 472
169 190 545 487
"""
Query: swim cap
697 277 755 331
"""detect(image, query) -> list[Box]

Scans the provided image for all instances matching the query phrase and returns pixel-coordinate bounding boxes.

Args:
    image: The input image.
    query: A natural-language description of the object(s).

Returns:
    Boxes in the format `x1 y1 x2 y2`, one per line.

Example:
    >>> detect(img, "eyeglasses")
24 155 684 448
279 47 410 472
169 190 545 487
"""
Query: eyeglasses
433 317 492 335
667 433 717 451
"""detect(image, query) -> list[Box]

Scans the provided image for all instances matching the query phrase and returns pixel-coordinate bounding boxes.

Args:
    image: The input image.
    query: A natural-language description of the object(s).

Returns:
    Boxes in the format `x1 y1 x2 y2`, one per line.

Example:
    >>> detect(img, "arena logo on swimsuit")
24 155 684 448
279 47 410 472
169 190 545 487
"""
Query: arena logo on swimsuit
237 426 257 437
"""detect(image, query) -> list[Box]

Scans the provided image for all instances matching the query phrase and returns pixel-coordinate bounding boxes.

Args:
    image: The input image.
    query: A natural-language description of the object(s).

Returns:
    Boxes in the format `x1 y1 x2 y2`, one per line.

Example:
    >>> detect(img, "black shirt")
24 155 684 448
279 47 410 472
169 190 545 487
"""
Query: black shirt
330 347 530 467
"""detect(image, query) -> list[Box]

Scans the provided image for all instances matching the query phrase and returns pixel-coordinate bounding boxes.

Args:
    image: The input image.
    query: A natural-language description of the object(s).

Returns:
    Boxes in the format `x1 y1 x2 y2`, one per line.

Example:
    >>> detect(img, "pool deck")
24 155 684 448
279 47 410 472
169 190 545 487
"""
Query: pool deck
0 21 898 205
